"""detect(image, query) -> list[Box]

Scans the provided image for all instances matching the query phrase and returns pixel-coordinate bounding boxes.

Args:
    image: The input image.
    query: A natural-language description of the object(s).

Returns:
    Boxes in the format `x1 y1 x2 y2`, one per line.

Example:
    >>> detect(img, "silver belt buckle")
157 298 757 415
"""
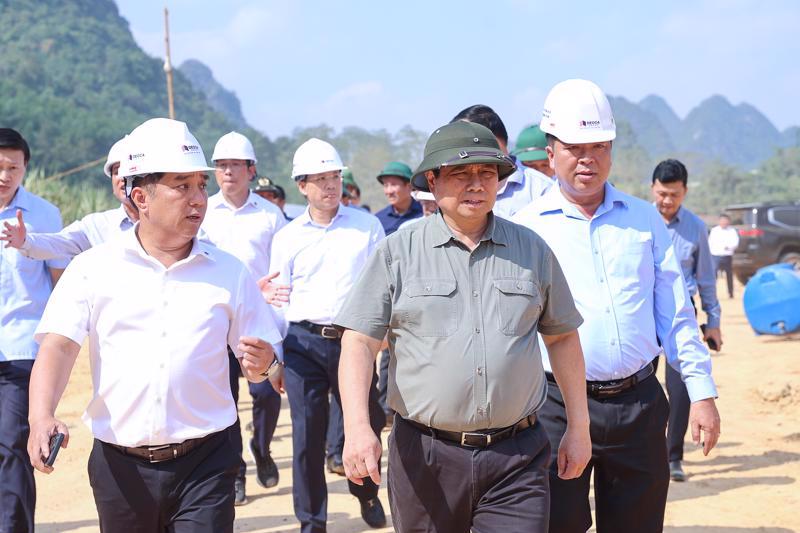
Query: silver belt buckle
147 444 173 463
320 326 339 339
460 431 490 447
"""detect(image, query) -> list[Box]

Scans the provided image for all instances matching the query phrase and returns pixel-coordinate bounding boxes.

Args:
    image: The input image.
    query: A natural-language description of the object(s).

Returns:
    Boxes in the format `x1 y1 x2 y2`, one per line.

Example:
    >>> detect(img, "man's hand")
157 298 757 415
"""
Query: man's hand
689 397 721 456
238 336 274 377
343 422 382 486
557 422 591 479
0 209 27 249
28 416 70 474
268 363 285 394
257 272 291 307
703 327 723 352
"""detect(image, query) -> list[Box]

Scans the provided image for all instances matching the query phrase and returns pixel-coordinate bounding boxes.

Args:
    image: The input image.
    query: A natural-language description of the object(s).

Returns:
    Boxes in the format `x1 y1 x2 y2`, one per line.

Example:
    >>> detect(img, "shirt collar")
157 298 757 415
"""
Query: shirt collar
5 186 31 212
123 223 216 268
538 181 628 219
389 199 423 218
208 191 260 212
298 204 345 228
116 204 136 228
429 211 507 248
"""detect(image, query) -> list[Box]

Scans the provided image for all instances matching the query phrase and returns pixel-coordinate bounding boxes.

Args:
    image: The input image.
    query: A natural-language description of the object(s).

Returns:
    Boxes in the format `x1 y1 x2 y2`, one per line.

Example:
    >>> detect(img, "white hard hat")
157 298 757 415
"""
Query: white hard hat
540 79 616 144
291 138 344 180
119 118 213 179
103 136 128 178
211 131 257 163
411 190 436 202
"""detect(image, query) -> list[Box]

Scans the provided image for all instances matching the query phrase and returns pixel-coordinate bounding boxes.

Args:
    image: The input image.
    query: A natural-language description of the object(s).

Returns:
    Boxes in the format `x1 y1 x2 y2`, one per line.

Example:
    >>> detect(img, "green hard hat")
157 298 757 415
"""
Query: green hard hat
342 167 358 188
511 124 548 162
412 121 516 191
376 161 413 184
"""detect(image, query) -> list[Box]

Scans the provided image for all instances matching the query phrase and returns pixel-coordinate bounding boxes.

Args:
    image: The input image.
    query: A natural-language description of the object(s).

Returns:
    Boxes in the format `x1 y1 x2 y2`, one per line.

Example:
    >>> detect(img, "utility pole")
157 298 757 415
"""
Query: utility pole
163 6 175 119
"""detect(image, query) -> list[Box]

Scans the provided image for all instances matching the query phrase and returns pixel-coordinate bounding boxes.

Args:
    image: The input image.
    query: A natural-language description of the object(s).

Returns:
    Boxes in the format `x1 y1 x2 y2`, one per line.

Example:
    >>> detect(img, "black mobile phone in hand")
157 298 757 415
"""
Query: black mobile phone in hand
700 324 719 352
45 433 65 467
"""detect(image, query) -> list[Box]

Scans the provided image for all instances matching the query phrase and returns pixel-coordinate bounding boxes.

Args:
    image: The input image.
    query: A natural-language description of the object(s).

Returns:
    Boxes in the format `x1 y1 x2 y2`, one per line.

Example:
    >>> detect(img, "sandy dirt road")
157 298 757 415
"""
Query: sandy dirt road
34 279 800 532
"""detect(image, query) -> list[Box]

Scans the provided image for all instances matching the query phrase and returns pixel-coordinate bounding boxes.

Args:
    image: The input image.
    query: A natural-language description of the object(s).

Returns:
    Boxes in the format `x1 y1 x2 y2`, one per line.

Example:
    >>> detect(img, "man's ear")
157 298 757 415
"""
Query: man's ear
130 187 148 213
425 170 438 195
297 180 309 198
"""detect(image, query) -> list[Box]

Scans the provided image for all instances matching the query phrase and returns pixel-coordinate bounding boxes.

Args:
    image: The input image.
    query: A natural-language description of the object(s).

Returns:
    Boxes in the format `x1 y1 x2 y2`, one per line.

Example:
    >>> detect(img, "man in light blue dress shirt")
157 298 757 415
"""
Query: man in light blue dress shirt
0 128 68 533
513 80 721 533
652 158 722 482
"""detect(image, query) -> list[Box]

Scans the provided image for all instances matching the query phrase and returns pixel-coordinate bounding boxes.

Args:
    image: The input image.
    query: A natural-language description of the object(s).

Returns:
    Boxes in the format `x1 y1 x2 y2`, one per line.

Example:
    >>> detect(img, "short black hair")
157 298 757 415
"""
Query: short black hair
272 183 286 200
451 105 508 145
652 159 688 186
0 128 31 164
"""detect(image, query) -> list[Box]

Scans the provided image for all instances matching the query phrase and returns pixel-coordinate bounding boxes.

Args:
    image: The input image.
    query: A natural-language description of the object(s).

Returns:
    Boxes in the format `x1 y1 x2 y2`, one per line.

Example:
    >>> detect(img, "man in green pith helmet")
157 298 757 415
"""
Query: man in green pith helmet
335 120 591 533
512 124 554 178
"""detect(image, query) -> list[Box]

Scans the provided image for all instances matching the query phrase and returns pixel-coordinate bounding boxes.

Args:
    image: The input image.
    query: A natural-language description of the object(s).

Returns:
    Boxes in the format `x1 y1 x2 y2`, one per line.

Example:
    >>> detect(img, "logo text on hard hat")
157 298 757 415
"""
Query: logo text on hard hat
129 153 145 160
182 144 200 153
579 120 601 128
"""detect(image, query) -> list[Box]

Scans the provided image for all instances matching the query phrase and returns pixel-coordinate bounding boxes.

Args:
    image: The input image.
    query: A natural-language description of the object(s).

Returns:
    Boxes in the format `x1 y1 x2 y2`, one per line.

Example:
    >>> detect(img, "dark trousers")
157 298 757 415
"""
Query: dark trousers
377 348 390 414
714 255 734 297
539 373 670 533
665 360 691 461
0 360 35 533
228 350 281 476
388 417 551 533
88 429 239 533
325 394 344 458
283 324 385 533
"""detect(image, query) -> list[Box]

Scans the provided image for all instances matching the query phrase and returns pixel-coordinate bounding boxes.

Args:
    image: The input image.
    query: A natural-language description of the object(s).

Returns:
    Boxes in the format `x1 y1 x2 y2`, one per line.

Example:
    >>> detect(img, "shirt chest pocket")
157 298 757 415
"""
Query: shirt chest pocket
605 234 653 282
493 279 542 336
399 279 458 338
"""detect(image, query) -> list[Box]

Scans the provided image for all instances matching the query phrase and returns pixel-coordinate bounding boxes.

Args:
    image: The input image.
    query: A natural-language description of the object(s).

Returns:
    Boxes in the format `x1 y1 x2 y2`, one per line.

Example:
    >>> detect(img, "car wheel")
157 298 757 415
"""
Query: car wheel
778 251 800 268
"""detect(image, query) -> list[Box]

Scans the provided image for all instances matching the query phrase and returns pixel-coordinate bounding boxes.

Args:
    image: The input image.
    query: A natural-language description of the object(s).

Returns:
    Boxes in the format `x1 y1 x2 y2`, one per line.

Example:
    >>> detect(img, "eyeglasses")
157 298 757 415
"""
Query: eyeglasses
304 174 342 185
214 161 248 170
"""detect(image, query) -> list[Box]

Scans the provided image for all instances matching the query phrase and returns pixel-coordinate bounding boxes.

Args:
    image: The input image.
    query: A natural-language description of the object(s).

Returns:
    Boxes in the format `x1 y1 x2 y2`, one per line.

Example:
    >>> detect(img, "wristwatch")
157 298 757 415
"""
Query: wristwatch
263 358 285 378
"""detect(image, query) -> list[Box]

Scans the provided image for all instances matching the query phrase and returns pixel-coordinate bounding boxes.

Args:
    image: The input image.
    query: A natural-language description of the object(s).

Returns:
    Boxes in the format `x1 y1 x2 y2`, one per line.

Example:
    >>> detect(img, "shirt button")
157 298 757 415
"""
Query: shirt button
475 328 480 334
161 331 167 337
477 407 485 415
610 339 616 346
477 367 484 376
599 278 605 283
516 282 522 289
156 397 161 404
605 307 611 313
425 286 431 292
472 291 478 297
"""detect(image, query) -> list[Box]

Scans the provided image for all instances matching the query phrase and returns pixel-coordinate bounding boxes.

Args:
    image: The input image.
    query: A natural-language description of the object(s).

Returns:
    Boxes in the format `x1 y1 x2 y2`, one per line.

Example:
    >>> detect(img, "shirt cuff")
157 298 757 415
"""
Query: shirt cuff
538 312 584 336
19 236 33 256
706 315 721 329
272 341 284 363
685 375 718 402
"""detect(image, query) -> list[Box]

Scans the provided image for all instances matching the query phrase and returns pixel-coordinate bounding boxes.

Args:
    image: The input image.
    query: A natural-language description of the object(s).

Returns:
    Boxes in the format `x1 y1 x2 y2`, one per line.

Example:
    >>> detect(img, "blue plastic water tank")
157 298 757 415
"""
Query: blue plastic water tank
743 263 800 335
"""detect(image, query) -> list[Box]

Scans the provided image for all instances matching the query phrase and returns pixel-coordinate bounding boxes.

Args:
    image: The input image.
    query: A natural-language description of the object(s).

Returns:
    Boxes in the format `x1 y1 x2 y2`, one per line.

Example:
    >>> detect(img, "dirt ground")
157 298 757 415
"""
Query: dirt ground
34 279 800 533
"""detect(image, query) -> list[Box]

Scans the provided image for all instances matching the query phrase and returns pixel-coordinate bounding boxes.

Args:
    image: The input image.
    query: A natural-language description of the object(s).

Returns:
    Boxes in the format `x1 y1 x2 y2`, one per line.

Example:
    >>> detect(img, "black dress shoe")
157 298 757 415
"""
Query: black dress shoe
326 454 345 476
250 438 279 488
234 477 247 506
359 497 386 528
669 460 687 482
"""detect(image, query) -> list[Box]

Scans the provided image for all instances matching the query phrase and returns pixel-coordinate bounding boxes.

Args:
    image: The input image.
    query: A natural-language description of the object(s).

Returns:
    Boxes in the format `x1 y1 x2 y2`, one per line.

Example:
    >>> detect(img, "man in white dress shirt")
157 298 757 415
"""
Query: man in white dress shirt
264 138 387 532
202 131 287 504
708 214 740 298
26 118 282 533
0 136 137 256
512 79 721 533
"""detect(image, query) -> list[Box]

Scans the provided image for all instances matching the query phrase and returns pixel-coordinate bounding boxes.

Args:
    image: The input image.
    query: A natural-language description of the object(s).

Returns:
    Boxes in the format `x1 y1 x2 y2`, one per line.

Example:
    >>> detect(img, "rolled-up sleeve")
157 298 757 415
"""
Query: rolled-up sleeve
334 244 393 340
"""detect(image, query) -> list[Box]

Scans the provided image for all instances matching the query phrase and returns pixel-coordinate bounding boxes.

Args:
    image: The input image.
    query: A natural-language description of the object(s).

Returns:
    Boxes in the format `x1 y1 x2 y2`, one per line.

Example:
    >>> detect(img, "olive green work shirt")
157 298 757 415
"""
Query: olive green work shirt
334 212 582 432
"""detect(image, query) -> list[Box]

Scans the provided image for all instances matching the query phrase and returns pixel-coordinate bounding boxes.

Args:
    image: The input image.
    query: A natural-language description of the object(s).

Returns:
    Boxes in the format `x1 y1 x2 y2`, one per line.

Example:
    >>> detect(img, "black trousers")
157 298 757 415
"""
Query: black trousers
388 417 551 533
325 393 344 459
714 255 734 297
88 429 239 533
665 360 691 461
283 324 385 533
539 373 670 533
0 360 36 533
228 350 281 477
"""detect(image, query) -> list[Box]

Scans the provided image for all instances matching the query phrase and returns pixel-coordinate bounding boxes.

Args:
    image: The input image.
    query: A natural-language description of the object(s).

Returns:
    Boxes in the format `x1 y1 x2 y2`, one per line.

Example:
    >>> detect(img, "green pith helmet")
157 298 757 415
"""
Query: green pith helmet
512 124 548 162
376 161 413 184
412 121 516 191
342 167 360 191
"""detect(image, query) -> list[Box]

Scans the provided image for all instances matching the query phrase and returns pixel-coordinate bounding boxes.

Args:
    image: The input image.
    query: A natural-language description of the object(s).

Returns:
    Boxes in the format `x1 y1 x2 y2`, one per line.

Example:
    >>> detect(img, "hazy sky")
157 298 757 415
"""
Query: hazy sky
116 0 799 140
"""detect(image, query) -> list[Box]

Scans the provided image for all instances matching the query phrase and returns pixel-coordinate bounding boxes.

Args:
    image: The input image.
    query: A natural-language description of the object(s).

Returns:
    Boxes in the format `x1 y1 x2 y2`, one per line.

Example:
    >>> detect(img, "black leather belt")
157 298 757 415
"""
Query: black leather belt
403 415 536 448
546 362 655 398
292 320 342 339
107 433 214 463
